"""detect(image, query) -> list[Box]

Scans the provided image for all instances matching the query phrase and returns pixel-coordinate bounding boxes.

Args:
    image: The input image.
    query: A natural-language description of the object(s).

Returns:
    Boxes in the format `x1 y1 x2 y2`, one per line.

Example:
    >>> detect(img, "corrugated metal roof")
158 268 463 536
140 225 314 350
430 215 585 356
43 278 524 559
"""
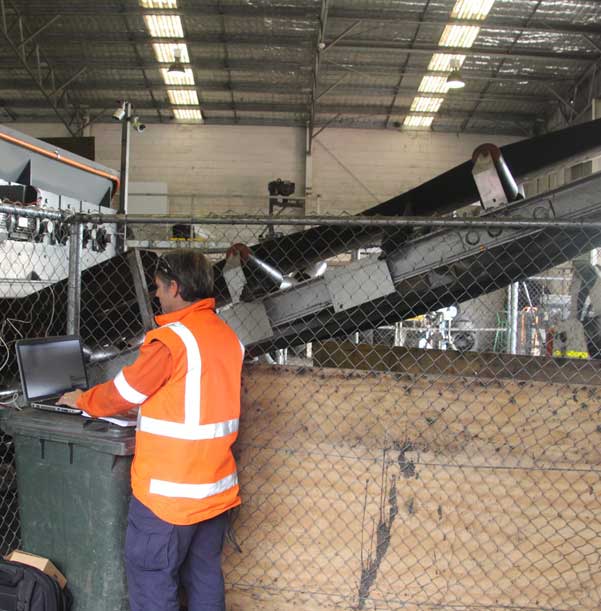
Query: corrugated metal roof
1 0 600 135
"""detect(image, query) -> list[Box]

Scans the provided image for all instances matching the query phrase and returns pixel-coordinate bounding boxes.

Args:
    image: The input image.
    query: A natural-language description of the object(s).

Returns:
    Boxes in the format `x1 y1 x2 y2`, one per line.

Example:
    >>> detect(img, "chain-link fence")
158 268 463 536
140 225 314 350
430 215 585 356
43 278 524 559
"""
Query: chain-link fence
1 192 601 609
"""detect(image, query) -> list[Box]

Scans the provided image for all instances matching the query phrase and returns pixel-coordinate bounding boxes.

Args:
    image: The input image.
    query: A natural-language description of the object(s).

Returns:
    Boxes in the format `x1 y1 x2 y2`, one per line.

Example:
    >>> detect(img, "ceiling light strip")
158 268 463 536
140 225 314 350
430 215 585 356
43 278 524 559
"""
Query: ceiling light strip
439 24 480 48
140 0 178 8
428 53 466 72
451 0 495 21
153 43 190 63
404 1 496 129
139 2 205 121
174 108 204 121
168 90 199 105
411 97 444 113
161 68 195 85
144 15 184 38
404 115 434 128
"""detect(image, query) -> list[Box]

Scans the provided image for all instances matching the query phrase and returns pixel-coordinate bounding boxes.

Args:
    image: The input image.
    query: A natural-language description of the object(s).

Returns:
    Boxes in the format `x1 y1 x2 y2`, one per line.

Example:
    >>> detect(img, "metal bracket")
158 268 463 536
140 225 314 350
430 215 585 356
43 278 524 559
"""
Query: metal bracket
223 252 246 304
218 301 273 346
325 256 395 313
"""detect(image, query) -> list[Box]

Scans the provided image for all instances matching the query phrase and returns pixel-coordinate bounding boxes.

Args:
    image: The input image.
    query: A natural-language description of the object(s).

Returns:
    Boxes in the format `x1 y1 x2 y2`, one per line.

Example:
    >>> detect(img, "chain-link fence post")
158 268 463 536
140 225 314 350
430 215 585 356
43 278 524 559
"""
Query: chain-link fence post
66 219 82 336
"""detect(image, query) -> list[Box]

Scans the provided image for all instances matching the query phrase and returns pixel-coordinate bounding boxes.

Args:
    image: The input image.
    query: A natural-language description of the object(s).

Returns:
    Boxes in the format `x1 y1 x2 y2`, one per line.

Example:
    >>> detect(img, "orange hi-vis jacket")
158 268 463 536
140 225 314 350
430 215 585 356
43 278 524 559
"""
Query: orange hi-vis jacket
77 298 244 525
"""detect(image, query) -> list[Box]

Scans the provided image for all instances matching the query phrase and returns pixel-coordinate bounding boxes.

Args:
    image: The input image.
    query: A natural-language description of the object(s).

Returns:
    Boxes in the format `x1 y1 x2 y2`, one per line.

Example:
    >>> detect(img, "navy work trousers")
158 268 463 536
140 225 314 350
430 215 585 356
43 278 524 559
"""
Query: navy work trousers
125 496 228 611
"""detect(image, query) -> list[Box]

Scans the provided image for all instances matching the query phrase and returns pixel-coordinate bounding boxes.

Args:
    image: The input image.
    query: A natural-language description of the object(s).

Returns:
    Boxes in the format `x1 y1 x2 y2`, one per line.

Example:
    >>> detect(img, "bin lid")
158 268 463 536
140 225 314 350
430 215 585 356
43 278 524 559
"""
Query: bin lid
2 409 135 456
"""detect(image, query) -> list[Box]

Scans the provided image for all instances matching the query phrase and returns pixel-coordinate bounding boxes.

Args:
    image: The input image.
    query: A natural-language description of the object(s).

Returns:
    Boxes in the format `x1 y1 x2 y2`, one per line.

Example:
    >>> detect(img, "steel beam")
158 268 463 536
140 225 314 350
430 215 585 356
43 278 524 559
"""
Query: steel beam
215 0 237 123
0 77 553 104
309 0 330 152
0 98 539 123
18 5 601 38
321 60 574 83
0 0 84 135
48 66 86 97
16 13 60 48
0 56 578 84
0 114 527 135
385 0 432 129
329 40 593 64
322 20 361 53
26 30 597 64
461 0 545 132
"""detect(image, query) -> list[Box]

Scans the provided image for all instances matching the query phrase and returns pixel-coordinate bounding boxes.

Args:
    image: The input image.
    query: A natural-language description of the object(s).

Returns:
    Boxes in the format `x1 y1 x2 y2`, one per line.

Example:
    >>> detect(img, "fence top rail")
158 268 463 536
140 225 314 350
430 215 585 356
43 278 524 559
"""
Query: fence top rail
3 201 601 230
75 212 601 230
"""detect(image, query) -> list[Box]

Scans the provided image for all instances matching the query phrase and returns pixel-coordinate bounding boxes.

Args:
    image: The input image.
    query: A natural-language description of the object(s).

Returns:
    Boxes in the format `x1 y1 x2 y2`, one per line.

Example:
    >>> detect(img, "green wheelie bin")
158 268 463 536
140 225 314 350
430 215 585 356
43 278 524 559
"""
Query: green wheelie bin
4 409 135 611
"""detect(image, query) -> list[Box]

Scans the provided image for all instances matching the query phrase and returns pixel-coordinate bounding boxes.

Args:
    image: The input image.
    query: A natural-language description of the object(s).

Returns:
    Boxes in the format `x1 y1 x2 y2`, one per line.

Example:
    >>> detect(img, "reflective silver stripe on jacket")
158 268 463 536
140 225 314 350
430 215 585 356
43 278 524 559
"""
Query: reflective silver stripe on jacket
149 472 238 500
138 416 238 440
168 322 202 425
114 370 148 404
138 322 239 441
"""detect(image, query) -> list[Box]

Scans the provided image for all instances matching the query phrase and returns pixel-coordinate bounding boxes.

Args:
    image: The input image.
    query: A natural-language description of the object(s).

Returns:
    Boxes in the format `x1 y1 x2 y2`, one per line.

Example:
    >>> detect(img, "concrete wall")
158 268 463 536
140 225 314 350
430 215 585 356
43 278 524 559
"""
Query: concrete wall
311 128 515 214
8 122 516 216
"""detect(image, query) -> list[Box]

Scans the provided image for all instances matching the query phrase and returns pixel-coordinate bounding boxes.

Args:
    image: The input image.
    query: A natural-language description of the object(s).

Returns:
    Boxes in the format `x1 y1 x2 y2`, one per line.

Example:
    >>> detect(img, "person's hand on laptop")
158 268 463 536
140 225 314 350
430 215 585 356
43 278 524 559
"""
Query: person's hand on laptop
58 389 83 408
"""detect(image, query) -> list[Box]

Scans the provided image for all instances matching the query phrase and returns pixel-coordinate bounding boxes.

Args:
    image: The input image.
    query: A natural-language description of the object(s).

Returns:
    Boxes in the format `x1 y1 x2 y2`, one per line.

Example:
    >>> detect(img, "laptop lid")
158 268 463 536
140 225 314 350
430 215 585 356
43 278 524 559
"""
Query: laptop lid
16 335 89 402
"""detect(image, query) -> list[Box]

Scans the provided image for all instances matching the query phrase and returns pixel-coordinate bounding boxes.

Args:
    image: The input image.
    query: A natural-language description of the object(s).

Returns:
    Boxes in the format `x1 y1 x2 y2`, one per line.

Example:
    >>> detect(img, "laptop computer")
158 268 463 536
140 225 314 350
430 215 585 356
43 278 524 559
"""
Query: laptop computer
15 335 88 415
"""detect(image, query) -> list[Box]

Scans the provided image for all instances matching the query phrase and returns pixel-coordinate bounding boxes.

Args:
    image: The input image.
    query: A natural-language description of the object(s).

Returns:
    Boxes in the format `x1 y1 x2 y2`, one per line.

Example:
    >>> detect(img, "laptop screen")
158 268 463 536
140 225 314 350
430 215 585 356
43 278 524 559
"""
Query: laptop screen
16 336 88 402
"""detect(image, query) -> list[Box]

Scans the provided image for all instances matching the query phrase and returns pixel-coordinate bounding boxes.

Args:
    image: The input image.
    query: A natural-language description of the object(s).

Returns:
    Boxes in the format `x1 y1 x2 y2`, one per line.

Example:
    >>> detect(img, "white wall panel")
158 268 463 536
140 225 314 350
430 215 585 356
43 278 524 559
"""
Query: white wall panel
7 123 517 217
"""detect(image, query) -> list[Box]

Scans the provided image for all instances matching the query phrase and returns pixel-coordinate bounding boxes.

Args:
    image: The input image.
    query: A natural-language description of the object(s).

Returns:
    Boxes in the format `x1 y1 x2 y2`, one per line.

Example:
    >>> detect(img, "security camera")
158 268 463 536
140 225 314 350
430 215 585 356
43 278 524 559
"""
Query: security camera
131 116 146 133
112 102 126 121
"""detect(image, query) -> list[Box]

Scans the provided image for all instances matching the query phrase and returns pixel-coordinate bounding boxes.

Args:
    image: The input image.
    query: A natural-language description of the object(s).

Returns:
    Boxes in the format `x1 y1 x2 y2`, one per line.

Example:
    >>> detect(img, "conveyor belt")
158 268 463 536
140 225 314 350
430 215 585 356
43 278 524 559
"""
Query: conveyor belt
214 118 601 303
218 171 601 353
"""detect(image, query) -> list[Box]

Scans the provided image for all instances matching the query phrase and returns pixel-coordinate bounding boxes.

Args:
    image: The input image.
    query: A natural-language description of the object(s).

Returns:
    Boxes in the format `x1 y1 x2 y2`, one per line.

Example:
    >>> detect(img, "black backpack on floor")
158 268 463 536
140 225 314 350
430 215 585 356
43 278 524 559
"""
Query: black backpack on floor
0 559 71 611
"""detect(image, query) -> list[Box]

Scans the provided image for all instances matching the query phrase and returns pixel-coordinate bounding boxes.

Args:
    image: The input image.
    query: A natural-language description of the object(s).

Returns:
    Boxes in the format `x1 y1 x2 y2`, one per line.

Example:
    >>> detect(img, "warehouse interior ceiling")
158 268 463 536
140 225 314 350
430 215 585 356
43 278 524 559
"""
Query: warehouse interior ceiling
1 0 601 136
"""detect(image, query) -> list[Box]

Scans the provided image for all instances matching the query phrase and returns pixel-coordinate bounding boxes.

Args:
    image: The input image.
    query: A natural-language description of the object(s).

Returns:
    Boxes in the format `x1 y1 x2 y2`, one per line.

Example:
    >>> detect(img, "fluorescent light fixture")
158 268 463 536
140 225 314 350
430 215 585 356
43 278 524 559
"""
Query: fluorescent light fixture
168 89 199 105
439 24 480 48
168 49 186 73
174 108 204 121
451 0 496 20
403 115 434 128
144 14 184 38
446 58 466 89
446 69 466 89
418 75 449 94
411 96 444 113
153 43 189 63
428 53 466 72
161 68 195 84
139 0 178 8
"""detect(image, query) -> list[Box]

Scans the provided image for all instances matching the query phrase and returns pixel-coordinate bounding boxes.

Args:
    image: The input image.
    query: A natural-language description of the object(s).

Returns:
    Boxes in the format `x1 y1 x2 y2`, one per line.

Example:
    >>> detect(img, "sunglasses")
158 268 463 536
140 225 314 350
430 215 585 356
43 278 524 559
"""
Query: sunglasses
155 255 178 280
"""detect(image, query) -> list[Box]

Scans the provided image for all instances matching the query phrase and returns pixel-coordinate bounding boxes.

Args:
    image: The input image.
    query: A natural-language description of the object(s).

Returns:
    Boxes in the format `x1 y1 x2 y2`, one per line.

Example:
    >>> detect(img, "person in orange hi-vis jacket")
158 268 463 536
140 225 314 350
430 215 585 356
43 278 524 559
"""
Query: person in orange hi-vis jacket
59 250 244 611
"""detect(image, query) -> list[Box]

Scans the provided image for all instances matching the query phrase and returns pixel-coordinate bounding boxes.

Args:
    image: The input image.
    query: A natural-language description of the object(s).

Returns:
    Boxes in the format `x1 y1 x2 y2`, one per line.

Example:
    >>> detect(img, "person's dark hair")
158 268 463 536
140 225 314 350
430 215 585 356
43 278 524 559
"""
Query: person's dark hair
155 250 214 301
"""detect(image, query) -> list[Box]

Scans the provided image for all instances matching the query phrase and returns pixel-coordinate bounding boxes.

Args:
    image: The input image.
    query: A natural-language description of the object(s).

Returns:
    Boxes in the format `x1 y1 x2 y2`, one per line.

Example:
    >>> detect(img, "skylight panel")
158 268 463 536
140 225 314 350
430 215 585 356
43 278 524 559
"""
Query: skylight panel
140 0 178 8
418 75 449 94
144 15 184 38
168 90 199 105
174 108 204 121
403 115 434 128
428 53 466 72
439 24 480 48
451 0 495 21
153 43 189 63
161 68 195 85
411 97 444 113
